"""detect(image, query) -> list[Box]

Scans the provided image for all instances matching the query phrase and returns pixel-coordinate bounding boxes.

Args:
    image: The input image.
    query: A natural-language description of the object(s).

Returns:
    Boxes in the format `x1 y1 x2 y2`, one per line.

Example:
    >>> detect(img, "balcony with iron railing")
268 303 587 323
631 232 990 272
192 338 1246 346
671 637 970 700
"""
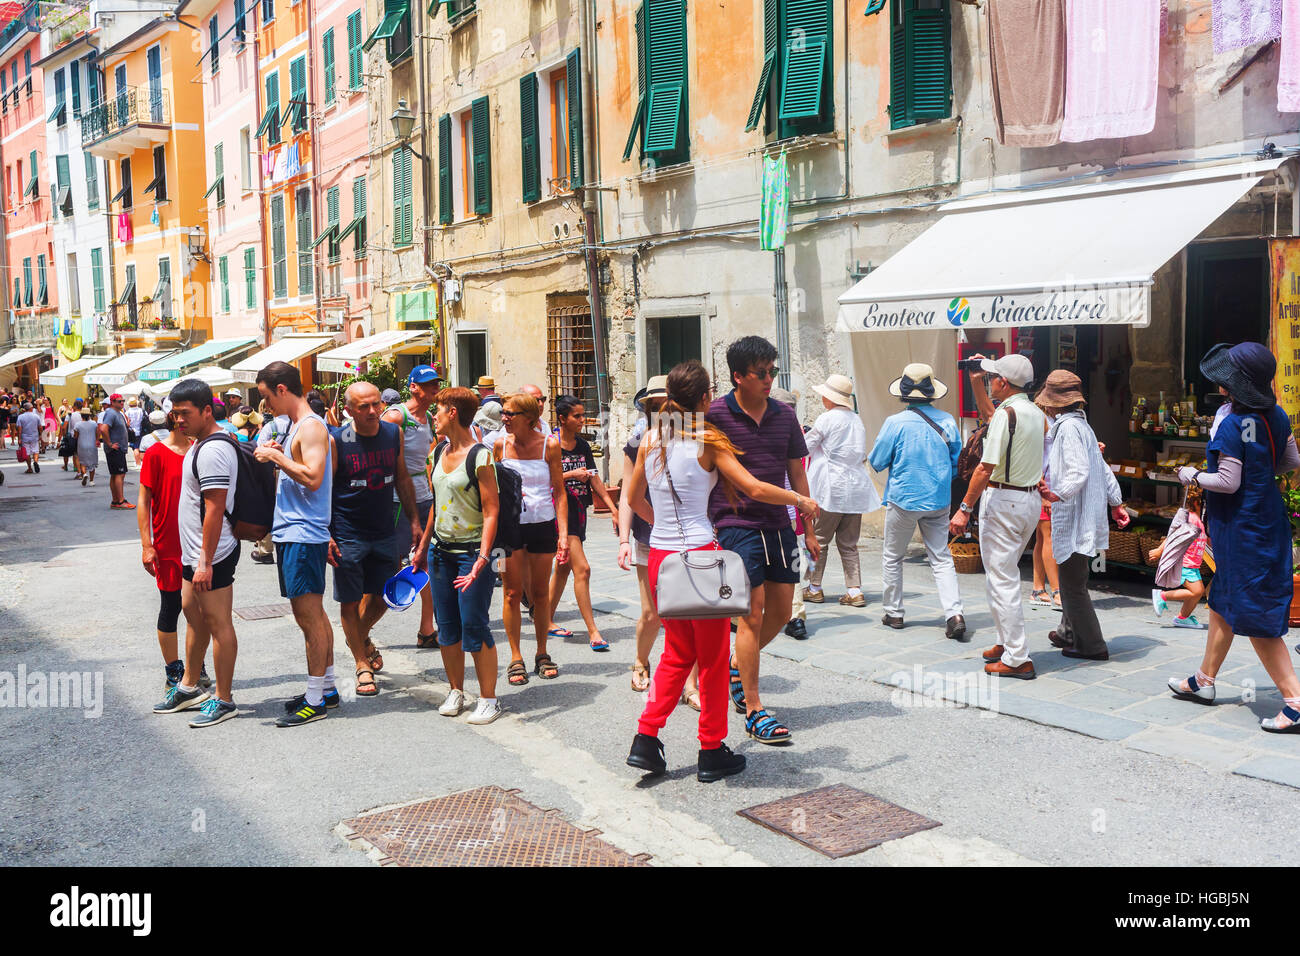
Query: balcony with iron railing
110 298 179 336
0 4 38 58
82 86 172 157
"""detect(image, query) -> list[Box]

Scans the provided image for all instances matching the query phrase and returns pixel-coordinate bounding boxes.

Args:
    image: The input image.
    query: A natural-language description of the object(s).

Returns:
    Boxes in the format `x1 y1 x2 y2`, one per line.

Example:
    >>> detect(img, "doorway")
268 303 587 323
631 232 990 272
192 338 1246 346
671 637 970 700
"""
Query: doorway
1185 239 1269 407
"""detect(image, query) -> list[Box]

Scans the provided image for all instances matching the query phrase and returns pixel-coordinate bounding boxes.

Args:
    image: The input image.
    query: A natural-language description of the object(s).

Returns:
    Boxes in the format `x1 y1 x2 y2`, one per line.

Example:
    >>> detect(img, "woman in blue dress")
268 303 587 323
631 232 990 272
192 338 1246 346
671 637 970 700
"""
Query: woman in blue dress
1167 342 1300 733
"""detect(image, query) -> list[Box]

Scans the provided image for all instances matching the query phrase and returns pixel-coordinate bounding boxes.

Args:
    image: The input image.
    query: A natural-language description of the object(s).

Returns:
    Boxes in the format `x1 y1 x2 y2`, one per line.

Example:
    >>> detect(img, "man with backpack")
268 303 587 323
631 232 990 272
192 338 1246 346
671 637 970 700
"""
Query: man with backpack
868 363 966 640
255 361 336 727
159 379 243 728
949 354 1045 680
329 382 422 698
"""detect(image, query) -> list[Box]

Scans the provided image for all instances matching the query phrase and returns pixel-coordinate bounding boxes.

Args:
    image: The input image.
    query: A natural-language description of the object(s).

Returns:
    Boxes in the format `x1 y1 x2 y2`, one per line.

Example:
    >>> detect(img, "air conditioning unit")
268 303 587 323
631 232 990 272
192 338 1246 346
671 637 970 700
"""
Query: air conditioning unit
323 308 344 330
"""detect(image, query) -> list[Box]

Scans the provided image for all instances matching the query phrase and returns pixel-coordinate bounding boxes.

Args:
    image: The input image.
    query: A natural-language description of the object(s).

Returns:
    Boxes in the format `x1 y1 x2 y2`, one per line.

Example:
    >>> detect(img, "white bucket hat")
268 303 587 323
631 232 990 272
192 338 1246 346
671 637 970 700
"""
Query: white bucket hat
888 363 949 401
812 374 855 409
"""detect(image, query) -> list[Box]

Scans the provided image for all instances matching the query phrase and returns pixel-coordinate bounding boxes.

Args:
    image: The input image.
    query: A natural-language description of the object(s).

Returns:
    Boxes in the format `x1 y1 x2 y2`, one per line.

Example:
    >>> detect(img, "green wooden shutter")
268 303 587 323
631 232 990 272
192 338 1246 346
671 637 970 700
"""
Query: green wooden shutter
746 0 778 132
347 12 363 90
393 146 412 245
643 0 687 156
296 187 313 293
520 74 540 203
890 0 950 130
215 143 225 206
353 175 367 252
622 4 647 160
265 73 281 145
437 113 452 224
71 59 81 115
28 149 37 196
566 48 584 187
23 258 31 306
326 185 340 260
778 0 830 121
85 153 98 208
289 56 307 131
220 256 230 312
271 196 287 296
244 247 256 308
471 95 491 216
55 154 70 215
91 248 104 312
323 28 336 104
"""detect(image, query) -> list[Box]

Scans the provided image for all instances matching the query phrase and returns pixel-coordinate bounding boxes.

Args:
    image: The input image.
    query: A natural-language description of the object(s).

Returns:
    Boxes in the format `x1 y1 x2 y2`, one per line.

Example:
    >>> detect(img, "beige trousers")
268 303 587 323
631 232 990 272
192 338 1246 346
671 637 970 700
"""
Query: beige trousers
809 510 862 589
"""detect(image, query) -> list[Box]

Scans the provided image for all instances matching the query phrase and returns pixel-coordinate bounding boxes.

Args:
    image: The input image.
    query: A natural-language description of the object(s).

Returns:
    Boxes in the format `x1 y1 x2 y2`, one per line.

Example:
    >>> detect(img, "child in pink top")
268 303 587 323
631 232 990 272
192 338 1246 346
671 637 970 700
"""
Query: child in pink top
1148 486 1208 629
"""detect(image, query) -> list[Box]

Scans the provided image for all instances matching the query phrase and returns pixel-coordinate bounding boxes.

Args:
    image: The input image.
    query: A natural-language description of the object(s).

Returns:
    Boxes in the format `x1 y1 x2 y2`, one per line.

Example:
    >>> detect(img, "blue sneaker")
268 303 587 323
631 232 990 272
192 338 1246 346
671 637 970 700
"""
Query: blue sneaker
1172 615 1206 630
1151 589 1168 618
276 700 327 727
154 683 209 714
188 697 237 728
282 688 340 711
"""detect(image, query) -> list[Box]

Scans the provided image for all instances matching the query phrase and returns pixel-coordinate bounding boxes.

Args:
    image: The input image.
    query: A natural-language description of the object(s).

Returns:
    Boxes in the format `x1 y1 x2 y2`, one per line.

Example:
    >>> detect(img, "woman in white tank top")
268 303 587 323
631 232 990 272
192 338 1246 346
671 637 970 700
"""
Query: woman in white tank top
494 391 568 686
621 361 817 783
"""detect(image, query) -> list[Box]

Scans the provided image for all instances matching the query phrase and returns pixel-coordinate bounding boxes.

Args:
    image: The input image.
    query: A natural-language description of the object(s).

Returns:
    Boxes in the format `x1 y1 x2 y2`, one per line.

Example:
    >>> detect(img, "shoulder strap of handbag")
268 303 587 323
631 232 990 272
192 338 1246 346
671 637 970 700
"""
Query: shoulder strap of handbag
1255 412 1280 469
661 449 718 552
1002 406 1017 482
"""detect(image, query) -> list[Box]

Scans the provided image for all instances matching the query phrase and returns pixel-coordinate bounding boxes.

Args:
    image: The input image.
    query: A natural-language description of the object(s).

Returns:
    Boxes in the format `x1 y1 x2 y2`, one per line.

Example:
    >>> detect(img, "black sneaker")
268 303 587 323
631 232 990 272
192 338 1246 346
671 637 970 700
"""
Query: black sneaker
153 683 209 714
32 460 39 473
164 659 184 686
784 618 807 640
697 743 746 783
282 688 341 712
276 700 329 727
626 733 667 775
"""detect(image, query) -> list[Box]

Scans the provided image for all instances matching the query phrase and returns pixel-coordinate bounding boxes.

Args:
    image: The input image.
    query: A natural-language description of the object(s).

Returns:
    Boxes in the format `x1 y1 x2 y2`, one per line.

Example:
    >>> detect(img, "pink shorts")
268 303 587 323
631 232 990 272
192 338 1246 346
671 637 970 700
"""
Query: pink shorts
1039 506 1051 522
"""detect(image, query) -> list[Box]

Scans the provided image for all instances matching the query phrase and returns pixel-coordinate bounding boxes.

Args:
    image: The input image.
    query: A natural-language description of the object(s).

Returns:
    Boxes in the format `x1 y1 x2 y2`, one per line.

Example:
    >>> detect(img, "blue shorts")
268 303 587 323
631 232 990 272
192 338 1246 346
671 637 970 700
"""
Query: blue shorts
717 525 801 588
430 545 497 653
1181 567 1203 584
276 541 328 599
332 534 397 604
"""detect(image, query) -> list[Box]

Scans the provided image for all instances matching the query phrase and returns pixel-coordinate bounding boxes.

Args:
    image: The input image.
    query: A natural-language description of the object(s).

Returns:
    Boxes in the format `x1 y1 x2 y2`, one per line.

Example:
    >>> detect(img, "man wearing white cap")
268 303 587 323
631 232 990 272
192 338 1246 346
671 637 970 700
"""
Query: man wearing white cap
868 364 965 639
949 353 1045 679
803 374 880 613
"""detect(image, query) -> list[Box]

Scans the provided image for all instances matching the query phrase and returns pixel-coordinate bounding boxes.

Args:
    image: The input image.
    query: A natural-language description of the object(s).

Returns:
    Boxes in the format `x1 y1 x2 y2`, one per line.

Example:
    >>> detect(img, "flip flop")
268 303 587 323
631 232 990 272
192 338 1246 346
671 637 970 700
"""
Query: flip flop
589 636 610 652
547 627 574 638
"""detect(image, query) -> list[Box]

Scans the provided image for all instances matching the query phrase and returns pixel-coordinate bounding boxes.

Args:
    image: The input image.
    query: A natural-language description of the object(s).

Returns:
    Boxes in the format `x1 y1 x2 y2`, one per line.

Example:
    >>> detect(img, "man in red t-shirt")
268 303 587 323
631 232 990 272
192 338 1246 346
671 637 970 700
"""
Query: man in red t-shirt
137 413 208 692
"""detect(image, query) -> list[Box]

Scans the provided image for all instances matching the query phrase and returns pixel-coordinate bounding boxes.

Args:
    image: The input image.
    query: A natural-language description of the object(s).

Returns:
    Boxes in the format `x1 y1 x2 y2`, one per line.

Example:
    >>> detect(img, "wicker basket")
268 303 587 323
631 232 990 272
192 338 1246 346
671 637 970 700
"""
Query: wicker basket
948 537 983 574
1138 531 1165 566
1106 528 1142 566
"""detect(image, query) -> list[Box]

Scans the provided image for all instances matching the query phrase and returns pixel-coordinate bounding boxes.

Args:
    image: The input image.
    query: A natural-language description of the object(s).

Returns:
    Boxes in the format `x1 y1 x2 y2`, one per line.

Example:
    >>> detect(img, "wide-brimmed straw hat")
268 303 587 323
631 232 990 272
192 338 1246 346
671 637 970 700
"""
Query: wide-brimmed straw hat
1200 342 1276 409
888 364 948 401
1035 370 1086 410
231 409 264 429
813 374 857 408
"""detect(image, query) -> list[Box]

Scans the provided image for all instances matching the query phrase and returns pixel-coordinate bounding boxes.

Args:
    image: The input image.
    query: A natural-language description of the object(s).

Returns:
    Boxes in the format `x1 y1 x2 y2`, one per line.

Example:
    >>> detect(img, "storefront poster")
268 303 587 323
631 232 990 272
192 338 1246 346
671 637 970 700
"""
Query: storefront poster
1268 238 1300 431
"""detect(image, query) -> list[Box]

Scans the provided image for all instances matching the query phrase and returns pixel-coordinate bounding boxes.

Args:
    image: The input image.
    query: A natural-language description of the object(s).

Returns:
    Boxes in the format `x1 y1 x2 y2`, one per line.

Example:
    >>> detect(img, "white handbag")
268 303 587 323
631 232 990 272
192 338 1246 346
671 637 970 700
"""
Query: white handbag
653 466 751 620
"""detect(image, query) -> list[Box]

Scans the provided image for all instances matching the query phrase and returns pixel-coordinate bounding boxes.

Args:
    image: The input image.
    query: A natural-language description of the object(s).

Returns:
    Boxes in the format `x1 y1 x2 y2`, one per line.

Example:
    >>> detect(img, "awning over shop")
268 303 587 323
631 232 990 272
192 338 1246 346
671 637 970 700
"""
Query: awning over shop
39 355 110 385
150 366 240 396
137 337 258 382
317 330 431 373
0 347 50 370
84 349 176 387
837 158 1287 333
231 333 338 382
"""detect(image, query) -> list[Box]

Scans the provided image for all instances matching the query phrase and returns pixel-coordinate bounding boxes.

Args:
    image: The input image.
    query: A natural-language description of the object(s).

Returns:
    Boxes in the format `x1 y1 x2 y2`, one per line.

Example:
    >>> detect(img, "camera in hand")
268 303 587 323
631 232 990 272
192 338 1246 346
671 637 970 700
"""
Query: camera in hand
957 358 986 373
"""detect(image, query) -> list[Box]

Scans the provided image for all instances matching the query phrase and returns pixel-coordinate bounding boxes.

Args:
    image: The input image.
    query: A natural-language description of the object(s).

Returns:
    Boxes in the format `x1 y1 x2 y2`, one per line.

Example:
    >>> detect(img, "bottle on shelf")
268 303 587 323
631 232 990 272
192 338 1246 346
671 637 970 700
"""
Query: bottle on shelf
1157 391 1167 426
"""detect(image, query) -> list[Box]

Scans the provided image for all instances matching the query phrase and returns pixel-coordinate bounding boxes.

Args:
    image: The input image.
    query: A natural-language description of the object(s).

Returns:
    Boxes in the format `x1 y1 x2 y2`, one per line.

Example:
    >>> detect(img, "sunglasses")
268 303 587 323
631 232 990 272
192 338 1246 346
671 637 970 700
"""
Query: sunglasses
750 366 779 381
500 410 518 419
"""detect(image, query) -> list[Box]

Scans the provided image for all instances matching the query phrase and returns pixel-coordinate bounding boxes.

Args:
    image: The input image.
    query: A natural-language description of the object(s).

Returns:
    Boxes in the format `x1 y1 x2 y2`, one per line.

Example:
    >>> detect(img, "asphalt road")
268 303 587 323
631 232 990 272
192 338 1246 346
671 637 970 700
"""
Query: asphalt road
1 446 1296 866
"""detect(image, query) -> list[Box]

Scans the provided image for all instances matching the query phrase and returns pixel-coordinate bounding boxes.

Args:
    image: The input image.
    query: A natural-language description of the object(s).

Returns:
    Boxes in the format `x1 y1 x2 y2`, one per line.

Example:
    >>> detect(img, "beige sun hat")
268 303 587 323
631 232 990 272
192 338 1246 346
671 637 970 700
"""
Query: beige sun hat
888 363 948 401
813 373 856 409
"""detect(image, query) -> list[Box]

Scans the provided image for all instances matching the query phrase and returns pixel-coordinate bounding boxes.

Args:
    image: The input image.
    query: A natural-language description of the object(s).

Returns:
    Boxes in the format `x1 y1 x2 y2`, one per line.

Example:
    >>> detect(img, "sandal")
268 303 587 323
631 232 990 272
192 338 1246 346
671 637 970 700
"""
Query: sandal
507 660 529 686
364 640 383 674
355 668 378 697
682 690 701 712
416 632 438 649
1051 588 1063 608
630 660 651 692
547 626 574 638
589 636 610 652
729 660 746 715
534 653 559 679
1030 588 1052 606
745 708 793 745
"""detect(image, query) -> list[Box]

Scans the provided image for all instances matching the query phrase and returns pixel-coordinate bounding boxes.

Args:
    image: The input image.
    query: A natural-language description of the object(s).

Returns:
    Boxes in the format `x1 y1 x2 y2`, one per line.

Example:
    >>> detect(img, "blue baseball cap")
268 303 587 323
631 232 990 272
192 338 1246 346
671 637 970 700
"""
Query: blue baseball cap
409 365 441 385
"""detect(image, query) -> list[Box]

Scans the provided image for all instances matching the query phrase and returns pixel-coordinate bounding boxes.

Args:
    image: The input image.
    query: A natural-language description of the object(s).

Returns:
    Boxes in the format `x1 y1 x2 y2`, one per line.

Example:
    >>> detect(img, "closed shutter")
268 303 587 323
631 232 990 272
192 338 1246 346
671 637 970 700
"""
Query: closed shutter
326 185 340 260
566 48 584 187
91 248 104 312
437 113 452 224
778 0 829 121
296 187 313 293
71 60 81 115
642 0 687 157
471 96 490 216
209 17 220 75
393 146 412 245
215 143 225 206
85 154 98 208
271 196 287 297
622 4 647 160
323 29 336 104
220 256 230 312
244 248 256 308
520 73 539 203
353 176 367 252
890 0 951 130
347 12 363 90
55 154 70 215
745 0 778 132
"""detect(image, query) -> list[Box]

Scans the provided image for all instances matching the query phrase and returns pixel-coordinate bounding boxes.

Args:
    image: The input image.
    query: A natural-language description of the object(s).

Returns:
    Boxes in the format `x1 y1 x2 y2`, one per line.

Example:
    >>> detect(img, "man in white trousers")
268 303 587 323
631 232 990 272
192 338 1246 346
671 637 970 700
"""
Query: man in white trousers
949 354 1044 680
868 364 965 640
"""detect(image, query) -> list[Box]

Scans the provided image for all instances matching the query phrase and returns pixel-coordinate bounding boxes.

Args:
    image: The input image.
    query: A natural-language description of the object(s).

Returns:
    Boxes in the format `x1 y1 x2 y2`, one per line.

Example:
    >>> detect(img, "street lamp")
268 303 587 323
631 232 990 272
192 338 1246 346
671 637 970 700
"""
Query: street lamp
390 98 426 162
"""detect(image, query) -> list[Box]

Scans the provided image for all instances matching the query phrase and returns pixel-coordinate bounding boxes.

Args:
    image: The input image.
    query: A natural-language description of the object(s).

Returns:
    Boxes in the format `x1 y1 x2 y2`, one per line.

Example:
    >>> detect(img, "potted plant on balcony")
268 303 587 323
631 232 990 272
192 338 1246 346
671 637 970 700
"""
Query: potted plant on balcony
160 317 176 330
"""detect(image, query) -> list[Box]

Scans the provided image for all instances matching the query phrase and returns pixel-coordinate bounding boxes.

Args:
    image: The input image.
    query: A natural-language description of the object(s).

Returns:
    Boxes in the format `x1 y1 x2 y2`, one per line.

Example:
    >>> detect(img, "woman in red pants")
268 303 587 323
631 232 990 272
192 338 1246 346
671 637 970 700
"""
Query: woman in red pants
622 360 817 782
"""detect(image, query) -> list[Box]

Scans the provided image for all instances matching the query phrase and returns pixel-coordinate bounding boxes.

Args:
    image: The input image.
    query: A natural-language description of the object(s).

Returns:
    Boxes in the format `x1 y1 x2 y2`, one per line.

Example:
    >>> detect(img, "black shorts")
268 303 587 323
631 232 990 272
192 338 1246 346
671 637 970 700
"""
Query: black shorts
519 519 559 555
565 502 588 542
717 525 801 587
105 447 128 475
183 545 241 591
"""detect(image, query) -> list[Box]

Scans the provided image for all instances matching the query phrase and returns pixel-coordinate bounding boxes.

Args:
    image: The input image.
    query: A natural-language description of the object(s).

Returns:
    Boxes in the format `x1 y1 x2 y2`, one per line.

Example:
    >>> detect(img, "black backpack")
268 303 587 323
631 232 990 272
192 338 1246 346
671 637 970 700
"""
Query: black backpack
432 440 524 553
192 432 278 541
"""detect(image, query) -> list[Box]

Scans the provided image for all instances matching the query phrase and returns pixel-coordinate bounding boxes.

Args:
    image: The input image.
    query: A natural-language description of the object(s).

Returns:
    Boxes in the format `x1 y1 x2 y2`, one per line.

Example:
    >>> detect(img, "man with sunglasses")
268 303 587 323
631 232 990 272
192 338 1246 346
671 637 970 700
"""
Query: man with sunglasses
706 336 820 746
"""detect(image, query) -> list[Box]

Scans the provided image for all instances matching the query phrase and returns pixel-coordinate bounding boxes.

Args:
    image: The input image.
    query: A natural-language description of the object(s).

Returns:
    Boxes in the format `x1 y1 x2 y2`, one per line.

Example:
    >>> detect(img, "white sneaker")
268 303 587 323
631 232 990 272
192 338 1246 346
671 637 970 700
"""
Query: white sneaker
1151 589 1167 618
1172 615 1207 630
438 688 467 716
465 699 503 725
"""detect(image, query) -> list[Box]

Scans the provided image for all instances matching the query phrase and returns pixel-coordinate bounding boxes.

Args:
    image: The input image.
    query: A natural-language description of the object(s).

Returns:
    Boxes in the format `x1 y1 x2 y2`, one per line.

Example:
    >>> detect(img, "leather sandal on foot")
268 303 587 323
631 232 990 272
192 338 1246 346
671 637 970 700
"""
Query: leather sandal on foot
416 632 438 649
507 660 529 686
364 641 383 673
630 661 651 692
535 653 559 679
355 668 378 697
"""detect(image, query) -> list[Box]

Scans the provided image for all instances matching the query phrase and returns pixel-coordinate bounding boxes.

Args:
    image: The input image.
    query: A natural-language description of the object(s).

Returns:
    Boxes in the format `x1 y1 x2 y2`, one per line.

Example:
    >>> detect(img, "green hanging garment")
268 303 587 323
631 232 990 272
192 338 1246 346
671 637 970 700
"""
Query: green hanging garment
759 151 789 251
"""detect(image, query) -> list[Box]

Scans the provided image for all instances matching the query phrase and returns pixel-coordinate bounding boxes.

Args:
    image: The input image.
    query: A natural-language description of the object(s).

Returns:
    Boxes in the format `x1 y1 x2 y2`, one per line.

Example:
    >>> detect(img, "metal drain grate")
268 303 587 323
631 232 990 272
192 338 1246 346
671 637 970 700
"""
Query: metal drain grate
235 603 293 621
738 783 940 858
340 786 652 867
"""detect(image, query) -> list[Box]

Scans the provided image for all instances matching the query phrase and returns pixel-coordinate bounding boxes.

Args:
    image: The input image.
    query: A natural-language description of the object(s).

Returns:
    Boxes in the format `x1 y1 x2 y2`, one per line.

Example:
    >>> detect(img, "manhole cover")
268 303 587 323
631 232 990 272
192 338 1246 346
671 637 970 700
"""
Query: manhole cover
738 783 940 858
339 786 651 867
235 603 293 621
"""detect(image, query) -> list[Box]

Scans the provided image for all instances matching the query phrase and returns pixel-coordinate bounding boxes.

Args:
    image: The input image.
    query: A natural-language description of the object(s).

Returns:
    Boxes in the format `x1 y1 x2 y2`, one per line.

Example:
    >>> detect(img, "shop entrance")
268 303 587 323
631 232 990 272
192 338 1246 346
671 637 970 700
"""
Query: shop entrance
1184 239 1269 404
